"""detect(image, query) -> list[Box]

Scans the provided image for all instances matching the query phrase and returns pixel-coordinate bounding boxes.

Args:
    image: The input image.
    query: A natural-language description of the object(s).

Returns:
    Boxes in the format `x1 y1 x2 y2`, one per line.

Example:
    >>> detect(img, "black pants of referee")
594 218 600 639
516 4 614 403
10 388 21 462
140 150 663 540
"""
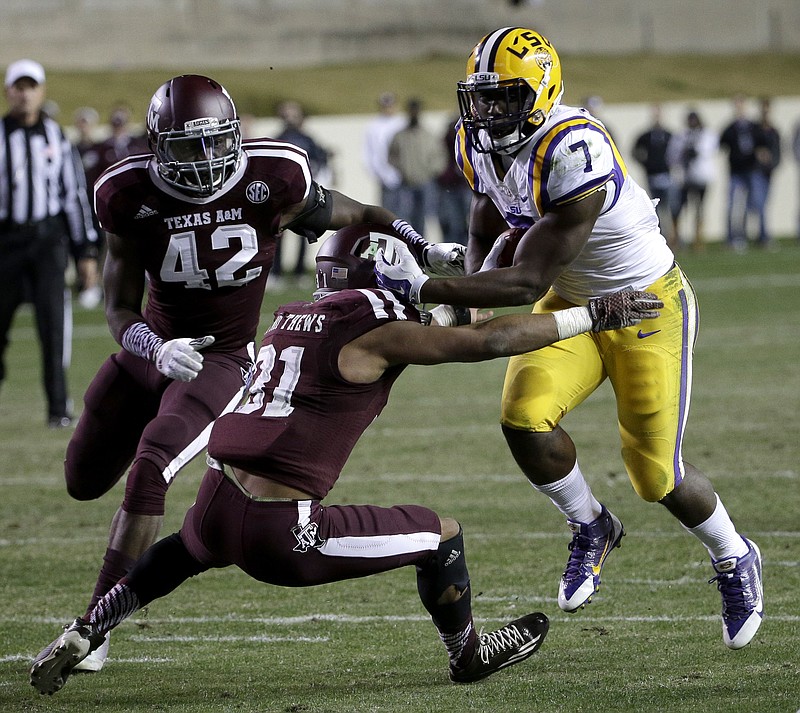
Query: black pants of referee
0 218 71 423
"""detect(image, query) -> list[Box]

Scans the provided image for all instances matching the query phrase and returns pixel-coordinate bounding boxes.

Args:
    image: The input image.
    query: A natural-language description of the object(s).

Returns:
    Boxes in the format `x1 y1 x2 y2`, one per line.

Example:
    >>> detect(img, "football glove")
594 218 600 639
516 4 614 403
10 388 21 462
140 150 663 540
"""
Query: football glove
374 243 429 304
155 336 215 382
587 290 663 332
390 219 465 276
478 234 508 272
422 242 466 276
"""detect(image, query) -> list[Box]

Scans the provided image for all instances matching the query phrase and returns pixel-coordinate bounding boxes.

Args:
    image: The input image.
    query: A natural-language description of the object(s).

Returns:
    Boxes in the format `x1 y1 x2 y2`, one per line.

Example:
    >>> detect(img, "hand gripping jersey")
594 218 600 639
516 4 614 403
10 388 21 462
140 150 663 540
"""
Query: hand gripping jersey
94 138 315 350
208 288 422 499
456 104 675 304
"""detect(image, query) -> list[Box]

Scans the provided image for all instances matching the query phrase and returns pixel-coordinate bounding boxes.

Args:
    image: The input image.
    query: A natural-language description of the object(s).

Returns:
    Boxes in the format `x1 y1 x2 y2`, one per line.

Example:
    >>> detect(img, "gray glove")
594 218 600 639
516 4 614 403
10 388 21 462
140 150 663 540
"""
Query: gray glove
587 291 663 331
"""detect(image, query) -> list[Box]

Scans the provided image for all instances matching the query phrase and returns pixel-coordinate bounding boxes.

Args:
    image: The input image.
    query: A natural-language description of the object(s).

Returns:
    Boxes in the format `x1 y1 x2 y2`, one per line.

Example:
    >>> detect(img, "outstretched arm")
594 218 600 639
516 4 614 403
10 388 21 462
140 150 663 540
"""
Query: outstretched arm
339 288 662 383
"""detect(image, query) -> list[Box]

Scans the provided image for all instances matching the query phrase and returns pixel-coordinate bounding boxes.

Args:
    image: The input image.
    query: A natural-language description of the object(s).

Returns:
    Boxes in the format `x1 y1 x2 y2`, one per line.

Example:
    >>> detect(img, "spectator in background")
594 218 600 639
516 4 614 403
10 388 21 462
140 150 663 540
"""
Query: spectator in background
388 98 446 233
80 104 149 308
437 116 472 246
632 103 677 248
89 104 149 186
71 107 104 307
719 95 760 252
363 92 405 215
272 100 333 287
667 109 718 252
0 59 99 427
72 107 100 168
750 97 781 250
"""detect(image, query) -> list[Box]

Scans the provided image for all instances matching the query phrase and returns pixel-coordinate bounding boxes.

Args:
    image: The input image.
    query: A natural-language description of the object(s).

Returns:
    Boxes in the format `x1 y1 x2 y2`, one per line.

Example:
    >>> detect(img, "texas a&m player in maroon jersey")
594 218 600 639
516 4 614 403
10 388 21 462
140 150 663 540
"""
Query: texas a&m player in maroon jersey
60 75 467 673
31 224 661 693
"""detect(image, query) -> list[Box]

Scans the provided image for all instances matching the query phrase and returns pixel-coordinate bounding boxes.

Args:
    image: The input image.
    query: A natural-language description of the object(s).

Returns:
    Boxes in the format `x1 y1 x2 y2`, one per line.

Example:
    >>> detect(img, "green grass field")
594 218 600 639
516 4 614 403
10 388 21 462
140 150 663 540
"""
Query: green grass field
1 242 799 712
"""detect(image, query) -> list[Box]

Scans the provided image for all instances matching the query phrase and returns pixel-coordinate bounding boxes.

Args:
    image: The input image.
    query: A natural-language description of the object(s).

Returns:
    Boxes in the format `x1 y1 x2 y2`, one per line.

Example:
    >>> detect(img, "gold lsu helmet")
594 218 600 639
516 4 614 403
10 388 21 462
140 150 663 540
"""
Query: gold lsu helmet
457 28 564 155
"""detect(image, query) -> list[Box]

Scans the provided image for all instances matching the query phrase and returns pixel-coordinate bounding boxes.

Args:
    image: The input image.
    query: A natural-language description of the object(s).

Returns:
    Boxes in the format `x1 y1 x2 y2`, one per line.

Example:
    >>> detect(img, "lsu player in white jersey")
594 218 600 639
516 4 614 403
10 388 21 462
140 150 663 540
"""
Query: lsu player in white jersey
375 27 763 650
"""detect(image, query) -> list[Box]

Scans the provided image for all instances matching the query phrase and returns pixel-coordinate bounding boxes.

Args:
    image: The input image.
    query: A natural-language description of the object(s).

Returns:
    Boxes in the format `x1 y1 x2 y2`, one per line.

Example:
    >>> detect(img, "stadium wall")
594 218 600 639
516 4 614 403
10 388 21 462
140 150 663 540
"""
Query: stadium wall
1 0 800 70
236 96 800 247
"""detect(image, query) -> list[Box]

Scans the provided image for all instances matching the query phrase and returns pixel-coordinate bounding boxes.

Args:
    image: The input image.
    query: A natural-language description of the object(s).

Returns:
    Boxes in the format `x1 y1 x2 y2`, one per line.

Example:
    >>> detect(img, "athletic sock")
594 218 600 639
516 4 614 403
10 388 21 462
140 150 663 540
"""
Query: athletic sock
84 548 137 619
439 620 475 669
532 460 602 523
685 494 749 561
89 581 140 633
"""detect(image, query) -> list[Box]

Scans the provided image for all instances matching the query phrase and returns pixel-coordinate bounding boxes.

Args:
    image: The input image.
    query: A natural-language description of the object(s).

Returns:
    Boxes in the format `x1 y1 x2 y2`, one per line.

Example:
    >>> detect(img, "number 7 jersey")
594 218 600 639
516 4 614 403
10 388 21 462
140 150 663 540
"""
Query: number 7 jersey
94 138 315 350
456 103 674 304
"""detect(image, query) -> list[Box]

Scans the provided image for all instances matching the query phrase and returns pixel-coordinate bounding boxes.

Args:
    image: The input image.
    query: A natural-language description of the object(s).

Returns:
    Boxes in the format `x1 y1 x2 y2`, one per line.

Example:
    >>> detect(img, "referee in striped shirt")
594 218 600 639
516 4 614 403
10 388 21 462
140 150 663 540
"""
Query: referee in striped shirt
0 59 99 428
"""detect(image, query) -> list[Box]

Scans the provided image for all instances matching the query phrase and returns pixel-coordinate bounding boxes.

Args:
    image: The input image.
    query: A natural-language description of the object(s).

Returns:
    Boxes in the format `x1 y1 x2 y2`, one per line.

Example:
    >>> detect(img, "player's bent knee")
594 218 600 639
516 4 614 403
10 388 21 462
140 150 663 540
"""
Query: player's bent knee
622 446 674 502
64 422 133 501
64 458 125 501
121 456 170 516
439 516 460 540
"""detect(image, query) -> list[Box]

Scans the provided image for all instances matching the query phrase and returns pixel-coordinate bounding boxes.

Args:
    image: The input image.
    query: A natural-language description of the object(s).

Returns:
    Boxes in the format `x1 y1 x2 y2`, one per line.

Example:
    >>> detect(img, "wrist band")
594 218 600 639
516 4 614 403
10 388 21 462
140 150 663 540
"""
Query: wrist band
409 273 430 304
429 305 456 327
552 307 593 340
429 305 471 327
121 321 164 361
391 218 427 261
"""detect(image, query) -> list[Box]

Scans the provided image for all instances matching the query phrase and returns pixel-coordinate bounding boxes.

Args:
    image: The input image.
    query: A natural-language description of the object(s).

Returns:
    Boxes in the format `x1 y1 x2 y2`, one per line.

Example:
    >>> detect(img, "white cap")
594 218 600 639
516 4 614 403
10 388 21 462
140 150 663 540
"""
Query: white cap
5 59 46 88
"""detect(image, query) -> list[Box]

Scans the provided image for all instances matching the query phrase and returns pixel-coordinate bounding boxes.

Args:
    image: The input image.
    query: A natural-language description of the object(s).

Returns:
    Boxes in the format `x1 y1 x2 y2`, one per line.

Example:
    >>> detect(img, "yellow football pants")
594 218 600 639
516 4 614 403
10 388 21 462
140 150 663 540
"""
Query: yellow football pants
501 264 698 502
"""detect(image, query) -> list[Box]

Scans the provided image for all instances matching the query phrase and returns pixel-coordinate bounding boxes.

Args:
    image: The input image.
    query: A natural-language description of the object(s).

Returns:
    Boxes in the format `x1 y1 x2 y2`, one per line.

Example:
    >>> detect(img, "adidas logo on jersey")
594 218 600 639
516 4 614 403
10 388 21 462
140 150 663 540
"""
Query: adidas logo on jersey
134 204 158 219
444 549 462 567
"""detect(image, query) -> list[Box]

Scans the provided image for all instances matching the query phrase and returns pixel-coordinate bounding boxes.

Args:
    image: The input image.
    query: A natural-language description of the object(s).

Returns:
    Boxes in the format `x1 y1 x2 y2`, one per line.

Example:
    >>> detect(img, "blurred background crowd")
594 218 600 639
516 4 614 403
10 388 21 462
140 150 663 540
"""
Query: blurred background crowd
3 0 800 292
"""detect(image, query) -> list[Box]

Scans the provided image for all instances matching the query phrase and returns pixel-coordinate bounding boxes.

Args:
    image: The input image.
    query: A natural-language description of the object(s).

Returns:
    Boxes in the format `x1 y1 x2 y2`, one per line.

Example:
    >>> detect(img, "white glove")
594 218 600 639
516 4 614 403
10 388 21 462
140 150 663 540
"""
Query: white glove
422 242 466 276
155 336 215 382
374 243 429 304
478 234 508 272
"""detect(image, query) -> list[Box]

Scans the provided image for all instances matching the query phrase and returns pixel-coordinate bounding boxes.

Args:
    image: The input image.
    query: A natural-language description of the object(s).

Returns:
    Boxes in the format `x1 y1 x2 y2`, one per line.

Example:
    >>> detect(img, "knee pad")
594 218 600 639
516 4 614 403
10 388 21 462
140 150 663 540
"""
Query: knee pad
121 456 169 516
621 446 675 502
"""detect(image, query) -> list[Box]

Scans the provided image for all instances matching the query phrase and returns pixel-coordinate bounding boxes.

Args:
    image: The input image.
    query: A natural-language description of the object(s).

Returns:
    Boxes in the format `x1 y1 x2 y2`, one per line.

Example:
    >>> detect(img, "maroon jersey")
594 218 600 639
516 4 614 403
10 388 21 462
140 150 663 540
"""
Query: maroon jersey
208 288 422 498
94 138 314 350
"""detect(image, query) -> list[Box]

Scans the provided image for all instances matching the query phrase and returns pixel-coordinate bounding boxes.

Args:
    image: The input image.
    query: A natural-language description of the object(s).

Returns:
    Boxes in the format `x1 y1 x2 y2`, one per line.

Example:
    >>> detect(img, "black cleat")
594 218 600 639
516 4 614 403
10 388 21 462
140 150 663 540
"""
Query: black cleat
449 612 549 684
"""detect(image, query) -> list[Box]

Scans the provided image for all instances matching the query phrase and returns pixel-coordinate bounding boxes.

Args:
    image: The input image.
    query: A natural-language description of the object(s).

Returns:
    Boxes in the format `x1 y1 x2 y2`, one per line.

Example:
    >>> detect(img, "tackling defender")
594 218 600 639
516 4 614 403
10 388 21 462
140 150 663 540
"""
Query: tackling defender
376 27 763 650
30 224 661 695
62 74 465 672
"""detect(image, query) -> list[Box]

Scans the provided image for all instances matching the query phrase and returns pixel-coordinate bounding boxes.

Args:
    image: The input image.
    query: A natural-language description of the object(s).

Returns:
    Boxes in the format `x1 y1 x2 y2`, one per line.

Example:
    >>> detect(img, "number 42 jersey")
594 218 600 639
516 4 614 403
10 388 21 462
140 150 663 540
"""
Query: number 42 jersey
94 138 315 351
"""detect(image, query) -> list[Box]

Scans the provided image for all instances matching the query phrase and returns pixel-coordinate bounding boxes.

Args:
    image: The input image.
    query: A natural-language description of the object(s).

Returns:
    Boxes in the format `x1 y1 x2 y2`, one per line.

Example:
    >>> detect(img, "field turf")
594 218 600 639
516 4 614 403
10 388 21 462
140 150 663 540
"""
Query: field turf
1 241 799 712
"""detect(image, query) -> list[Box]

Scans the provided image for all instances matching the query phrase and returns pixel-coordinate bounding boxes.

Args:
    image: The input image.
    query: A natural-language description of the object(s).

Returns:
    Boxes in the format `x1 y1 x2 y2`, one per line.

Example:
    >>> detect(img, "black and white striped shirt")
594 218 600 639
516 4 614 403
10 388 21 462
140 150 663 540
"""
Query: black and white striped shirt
1 113 98 256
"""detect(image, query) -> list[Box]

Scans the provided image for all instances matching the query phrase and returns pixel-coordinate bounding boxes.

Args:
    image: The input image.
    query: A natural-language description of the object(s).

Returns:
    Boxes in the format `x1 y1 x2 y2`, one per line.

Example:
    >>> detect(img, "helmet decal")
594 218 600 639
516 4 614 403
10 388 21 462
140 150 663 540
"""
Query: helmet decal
314 224 407 300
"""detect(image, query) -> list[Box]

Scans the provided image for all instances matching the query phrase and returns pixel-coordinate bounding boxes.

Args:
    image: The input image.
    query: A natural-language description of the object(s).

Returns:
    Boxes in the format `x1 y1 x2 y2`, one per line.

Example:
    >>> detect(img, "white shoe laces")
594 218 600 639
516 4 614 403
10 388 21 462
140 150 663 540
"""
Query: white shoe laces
478 624 525 664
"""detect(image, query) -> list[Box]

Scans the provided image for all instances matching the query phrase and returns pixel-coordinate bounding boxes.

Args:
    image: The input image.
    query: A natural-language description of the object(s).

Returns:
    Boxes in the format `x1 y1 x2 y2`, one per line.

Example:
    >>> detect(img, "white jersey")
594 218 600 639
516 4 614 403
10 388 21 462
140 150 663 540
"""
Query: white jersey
456 103 674 304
